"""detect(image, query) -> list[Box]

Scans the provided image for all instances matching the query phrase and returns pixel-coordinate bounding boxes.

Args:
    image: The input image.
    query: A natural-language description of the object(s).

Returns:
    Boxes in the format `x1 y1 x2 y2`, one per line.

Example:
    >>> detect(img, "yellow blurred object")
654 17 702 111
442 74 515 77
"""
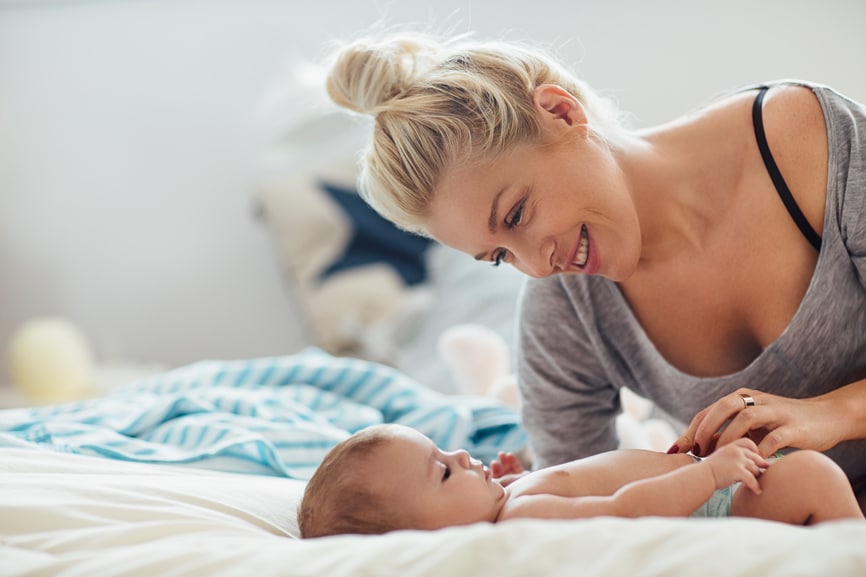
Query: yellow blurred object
7 317 95 402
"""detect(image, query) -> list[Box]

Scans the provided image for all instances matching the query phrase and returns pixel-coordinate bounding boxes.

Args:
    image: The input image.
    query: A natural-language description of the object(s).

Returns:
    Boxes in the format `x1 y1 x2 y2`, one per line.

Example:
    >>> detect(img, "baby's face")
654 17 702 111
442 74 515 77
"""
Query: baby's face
365 426 507 530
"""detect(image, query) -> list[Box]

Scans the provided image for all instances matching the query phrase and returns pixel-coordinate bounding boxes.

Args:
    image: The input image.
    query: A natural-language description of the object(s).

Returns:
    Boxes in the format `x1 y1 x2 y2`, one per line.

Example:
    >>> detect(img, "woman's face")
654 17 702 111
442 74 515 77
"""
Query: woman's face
426 126 642 281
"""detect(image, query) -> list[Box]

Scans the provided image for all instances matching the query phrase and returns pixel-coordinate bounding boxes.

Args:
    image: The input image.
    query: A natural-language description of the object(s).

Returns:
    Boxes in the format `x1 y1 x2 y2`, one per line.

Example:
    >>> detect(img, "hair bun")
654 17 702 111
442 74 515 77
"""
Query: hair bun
326 35 440 115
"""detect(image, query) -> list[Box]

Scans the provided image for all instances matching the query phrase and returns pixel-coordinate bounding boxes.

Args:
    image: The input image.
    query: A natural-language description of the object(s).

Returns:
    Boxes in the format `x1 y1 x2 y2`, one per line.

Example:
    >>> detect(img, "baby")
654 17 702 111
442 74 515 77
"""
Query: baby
298 424 864 538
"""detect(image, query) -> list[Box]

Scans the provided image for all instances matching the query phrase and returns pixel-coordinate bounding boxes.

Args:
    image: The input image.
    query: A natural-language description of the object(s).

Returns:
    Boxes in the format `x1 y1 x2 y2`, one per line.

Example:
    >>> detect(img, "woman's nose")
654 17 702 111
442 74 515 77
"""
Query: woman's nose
513 253 554 278
511 239 555 278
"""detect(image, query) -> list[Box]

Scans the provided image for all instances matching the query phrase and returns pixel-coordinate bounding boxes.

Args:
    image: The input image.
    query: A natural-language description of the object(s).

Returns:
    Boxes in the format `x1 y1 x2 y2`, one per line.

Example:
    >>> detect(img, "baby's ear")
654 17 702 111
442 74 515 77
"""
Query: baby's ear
438 324 511 397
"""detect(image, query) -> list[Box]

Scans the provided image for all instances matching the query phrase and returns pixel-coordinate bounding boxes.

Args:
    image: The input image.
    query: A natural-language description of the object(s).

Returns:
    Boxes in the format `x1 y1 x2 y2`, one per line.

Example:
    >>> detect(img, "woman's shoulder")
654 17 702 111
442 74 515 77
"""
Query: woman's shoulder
754 82 829 238
698 80 826 128
707 80 826 137
759 82 827 138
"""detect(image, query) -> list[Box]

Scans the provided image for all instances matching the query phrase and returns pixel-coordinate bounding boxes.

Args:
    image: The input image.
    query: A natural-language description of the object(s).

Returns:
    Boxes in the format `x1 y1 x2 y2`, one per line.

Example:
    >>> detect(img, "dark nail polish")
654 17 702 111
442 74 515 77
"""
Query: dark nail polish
693 443 701 456
666 444 679 454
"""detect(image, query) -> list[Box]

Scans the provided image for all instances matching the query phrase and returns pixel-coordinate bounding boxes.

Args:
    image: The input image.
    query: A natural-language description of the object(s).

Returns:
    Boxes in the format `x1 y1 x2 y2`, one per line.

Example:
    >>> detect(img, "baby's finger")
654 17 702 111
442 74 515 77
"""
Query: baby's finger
746 459 763 478
730 437 759 451
747 450 771 469
739 470 763 495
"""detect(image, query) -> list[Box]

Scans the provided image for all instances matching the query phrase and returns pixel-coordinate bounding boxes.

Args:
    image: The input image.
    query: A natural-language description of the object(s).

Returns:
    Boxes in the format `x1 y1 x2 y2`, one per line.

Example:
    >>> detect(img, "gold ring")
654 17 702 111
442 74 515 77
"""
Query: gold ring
737 393 755 409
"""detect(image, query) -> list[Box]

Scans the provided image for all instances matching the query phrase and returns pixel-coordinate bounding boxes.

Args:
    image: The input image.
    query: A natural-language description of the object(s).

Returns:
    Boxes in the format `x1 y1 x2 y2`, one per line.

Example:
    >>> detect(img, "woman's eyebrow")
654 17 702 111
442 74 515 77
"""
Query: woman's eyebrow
487 187 507 234
474 187 507 260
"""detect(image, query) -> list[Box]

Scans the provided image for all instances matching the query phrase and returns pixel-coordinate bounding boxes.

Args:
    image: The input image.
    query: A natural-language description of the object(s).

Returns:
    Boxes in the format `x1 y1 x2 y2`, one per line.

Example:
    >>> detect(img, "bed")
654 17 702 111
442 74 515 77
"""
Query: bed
2 349 866 577
3 444 866 577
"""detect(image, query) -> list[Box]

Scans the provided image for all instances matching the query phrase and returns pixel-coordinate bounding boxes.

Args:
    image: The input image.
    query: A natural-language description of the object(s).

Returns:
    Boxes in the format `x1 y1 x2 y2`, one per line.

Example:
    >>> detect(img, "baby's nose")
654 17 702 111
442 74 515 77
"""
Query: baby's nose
456 449 472 467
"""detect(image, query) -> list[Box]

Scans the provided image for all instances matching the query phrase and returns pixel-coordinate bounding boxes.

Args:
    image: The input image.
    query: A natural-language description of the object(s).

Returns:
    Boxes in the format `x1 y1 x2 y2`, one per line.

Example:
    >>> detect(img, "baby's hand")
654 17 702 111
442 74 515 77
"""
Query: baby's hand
702 438 771 494
490 451 526 486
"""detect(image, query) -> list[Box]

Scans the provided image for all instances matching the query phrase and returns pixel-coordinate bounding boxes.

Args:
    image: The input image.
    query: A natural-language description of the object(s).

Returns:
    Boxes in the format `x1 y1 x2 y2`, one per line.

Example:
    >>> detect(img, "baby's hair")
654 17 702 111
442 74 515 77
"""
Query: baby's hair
298 424 403 538
325 31 627 234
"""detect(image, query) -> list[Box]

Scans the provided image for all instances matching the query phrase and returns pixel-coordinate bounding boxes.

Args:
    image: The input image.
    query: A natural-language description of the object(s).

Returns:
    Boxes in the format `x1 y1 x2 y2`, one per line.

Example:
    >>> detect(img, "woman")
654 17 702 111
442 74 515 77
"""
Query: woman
324 32 866 508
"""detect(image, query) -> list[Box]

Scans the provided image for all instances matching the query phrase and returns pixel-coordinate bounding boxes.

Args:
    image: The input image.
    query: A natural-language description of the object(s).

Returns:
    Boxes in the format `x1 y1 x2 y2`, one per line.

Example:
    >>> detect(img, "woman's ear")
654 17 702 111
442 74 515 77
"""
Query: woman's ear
533 84 588 135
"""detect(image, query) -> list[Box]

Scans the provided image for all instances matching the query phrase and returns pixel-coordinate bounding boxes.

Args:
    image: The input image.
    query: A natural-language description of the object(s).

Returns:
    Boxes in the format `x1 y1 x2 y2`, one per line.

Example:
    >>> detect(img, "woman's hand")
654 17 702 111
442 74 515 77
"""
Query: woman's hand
490 451 527 486
668 388 843 458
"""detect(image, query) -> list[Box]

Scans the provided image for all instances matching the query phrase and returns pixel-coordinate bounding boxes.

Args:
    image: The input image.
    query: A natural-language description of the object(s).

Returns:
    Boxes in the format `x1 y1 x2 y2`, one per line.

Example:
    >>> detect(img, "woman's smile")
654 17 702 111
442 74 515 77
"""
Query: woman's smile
427 130 638 281
578 225 601 275
562 224 590 271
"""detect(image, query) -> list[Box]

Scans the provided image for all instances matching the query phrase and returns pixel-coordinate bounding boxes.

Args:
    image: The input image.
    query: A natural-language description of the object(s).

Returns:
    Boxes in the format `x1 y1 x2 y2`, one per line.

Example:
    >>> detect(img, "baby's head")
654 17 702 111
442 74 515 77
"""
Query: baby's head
298 424 506 538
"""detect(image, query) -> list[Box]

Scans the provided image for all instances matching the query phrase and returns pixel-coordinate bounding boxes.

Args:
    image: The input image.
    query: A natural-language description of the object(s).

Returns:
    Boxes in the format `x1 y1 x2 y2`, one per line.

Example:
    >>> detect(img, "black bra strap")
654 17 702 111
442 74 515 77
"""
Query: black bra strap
752 86 822 251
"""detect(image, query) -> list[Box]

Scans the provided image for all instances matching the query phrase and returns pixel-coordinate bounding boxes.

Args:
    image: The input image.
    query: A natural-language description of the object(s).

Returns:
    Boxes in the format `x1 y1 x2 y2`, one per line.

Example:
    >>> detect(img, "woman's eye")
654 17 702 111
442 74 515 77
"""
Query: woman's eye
442 466 451 481
506 202 524 229
491 199 525 267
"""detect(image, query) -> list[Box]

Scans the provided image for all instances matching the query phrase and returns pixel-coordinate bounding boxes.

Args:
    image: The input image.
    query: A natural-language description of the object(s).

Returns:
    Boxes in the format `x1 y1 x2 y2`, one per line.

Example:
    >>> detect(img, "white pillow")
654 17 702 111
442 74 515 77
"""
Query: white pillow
256 111 524 393
393 245 525 393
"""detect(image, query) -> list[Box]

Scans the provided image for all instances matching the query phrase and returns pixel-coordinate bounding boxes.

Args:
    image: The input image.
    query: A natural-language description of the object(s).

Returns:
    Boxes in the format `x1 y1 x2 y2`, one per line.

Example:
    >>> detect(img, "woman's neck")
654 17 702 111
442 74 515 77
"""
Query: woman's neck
614 100 749 266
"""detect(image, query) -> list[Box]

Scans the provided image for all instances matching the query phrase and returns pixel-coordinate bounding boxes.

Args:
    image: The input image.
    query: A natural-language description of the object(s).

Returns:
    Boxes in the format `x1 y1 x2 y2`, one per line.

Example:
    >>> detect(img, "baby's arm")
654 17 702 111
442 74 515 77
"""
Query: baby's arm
500 439 769 521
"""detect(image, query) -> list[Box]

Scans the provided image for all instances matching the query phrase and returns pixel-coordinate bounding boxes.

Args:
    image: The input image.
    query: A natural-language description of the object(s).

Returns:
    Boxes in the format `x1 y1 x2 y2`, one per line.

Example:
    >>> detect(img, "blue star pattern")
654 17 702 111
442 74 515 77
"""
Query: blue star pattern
318 180 432 285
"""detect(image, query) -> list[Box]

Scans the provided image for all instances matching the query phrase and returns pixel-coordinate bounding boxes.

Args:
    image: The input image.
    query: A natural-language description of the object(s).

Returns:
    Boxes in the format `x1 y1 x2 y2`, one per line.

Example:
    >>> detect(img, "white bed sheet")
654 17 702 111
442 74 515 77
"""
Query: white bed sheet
2 447 865 577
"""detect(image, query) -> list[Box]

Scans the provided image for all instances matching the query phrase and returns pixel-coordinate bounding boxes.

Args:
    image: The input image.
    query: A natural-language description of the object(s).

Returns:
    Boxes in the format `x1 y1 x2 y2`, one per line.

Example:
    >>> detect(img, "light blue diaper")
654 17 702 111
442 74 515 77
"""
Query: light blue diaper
691 483 739 518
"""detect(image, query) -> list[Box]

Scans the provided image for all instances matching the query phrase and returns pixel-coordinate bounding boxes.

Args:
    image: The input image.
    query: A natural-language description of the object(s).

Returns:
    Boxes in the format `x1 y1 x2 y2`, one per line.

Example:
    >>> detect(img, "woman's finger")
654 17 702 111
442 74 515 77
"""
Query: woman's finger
691 392 756 456
668 406 712 454
714 405 773 449
755 426 793 457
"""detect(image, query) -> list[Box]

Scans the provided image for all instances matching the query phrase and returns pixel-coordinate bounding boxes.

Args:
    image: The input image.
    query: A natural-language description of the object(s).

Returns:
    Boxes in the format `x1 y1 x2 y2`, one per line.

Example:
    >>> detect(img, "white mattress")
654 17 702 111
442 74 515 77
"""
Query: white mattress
2 447 865 577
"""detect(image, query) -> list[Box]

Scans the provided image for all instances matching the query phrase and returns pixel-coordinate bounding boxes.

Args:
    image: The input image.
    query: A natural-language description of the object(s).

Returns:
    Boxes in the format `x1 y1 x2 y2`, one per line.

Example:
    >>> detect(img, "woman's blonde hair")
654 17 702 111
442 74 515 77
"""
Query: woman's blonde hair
325 32 626 234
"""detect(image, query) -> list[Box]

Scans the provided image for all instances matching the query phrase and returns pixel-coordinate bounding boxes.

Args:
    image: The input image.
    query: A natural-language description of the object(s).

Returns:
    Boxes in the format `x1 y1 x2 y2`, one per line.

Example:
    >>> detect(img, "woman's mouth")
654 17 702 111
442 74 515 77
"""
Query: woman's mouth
574 225 589 268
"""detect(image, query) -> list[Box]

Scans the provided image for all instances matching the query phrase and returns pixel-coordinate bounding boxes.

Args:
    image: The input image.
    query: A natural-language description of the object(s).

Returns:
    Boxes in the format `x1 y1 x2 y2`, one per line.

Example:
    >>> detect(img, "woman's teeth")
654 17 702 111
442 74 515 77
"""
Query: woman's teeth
575 226 589 267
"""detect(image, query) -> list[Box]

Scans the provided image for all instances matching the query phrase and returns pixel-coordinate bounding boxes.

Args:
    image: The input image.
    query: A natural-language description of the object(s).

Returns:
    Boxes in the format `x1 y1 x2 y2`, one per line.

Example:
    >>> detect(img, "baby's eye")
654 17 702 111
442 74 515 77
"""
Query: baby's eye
442 465 451 481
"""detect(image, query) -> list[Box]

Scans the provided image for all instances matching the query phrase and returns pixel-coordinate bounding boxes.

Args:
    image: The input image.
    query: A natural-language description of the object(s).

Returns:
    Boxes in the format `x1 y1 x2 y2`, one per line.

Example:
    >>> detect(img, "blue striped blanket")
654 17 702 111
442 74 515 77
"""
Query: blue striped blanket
0 348 526 479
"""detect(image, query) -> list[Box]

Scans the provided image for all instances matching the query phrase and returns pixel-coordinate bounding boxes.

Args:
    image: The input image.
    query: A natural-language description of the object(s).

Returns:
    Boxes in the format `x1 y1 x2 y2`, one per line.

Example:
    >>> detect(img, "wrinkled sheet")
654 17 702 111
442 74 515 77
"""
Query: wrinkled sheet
0 348 526 479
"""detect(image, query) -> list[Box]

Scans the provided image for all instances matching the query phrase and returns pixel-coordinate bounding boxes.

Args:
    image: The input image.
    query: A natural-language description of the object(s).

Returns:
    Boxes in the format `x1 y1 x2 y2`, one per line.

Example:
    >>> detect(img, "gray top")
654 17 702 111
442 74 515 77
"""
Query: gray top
517 82 866 487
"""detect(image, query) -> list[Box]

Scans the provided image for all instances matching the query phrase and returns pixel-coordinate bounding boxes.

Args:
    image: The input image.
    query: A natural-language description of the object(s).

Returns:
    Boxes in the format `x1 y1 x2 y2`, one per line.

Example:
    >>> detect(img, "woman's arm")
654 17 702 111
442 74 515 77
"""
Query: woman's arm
500 440 767 521
672 379 866 458
678 88 866 460
517 277 621 468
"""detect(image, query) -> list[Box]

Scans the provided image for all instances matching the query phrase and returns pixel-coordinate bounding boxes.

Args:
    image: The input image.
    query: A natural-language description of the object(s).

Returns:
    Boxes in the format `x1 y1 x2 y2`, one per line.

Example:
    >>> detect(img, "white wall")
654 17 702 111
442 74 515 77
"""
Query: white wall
2 0 864 379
